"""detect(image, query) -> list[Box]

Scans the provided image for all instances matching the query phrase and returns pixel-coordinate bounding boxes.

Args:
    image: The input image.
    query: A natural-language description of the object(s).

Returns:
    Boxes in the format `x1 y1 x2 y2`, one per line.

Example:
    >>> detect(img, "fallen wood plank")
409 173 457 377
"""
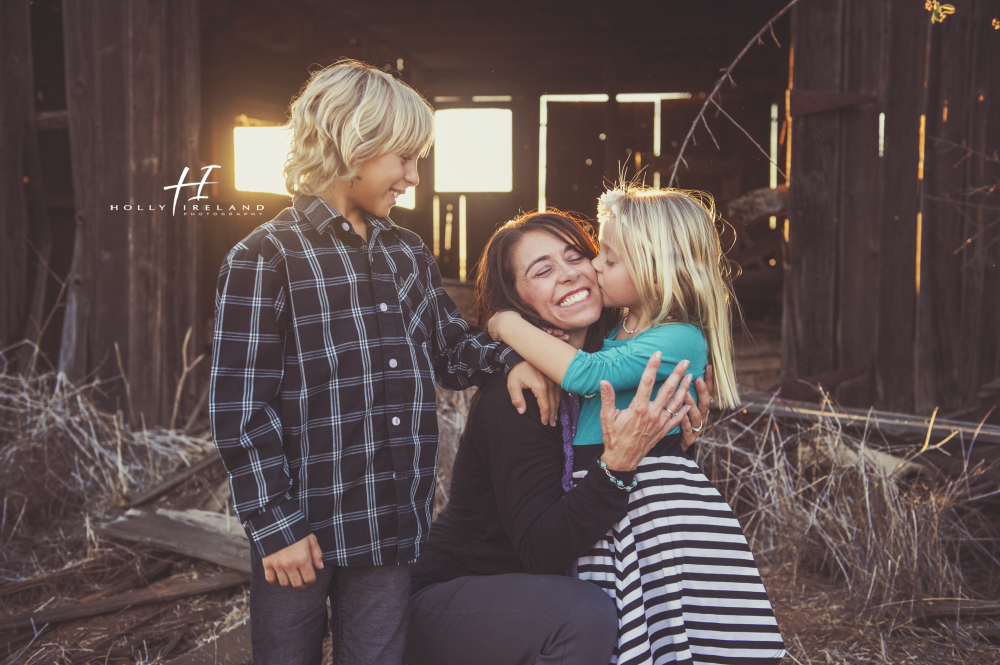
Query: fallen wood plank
164 621 252 665
0 551 122 599
916 599 1000 620
738 390 1000 445
0 571 248 632
98 509 250 574
127 452 222 508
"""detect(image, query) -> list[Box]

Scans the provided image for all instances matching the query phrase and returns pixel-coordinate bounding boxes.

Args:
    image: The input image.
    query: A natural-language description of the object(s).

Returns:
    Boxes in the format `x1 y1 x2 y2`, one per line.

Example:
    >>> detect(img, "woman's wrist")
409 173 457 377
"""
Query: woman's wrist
598 448 640 473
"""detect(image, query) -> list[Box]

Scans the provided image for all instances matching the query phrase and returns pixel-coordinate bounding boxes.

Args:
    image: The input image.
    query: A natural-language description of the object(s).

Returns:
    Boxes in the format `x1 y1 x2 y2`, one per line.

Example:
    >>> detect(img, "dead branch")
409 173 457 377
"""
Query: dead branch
169 327 205 431
710 98 788 180
668 0 802 187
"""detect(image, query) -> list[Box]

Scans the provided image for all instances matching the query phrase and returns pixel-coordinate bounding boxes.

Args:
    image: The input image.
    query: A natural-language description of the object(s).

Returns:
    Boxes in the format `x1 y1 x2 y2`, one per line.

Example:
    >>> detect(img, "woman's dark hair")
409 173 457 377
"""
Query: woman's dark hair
474 210 622 354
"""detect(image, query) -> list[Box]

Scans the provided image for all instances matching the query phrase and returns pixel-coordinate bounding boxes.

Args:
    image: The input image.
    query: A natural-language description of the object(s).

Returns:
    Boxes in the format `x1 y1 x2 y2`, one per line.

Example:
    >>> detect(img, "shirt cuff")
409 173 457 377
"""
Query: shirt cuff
499 345 525 373
244 498 313 558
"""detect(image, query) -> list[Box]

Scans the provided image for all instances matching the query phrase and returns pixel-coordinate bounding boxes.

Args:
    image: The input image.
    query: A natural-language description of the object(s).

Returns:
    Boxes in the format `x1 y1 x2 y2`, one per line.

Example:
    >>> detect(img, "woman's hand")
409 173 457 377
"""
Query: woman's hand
599 352 692 472
488 311 522 342
679 364 713 451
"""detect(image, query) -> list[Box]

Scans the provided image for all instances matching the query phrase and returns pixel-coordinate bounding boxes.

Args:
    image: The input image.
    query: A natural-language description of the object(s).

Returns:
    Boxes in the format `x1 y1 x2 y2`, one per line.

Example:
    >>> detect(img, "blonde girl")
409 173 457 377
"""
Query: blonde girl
489 186 785 665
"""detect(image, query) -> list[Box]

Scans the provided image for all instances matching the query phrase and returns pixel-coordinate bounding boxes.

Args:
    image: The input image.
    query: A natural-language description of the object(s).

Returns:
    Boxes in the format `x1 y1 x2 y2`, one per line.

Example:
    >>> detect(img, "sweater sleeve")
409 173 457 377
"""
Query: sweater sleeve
561 324 707 396
470 382 635 575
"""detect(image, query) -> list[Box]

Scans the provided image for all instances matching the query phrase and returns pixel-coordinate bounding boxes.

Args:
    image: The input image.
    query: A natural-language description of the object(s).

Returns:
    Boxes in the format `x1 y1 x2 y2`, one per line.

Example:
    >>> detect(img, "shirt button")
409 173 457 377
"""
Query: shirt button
379 303 388 312
389 358 398 368
392 416 401 426
341 221 351 232
392 472 399 480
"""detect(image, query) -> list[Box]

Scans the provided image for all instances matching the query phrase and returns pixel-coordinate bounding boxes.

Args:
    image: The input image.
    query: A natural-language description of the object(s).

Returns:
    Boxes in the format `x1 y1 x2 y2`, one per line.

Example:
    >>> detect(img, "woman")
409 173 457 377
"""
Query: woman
405 213 750 665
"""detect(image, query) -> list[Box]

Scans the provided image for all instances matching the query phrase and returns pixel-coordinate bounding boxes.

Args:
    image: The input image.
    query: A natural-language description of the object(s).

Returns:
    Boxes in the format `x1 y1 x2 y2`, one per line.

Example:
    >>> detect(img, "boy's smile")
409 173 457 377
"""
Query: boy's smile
322 152 419 237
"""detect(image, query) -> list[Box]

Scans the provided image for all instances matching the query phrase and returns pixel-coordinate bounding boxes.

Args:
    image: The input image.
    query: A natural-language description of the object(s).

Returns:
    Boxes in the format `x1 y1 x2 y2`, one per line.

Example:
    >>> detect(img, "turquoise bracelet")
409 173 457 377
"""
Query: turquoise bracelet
598 457 638 492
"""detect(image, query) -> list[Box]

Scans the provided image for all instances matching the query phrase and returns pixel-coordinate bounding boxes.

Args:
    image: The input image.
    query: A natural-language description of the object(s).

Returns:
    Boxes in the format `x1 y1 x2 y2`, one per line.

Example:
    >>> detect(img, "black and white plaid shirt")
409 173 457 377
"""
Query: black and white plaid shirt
210 195 521 566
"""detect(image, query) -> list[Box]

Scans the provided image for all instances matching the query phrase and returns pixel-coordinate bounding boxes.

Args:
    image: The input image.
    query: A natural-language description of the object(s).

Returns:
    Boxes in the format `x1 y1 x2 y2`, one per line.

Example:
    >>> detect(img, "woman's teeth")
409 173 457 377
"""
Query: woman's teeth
559 290 589 307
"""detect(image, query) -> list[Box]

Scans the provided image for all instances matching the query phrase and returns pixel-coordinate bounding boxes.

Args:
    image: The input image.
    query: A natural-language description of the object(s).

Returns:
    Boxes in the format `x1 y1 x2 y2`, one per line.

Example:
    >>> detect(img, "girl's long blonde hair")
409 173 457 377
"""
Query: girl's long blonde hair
599 186 741 409
283 59 435 197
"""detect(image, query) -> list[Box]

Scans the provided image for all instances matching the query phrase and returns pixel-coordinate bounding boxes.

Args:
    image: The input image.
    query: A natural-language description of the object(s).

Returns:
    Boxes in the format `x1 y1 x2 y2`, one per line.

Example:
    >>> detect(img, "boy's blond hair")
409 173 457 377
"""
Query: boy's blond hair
598 186 742 409
284 60 435 196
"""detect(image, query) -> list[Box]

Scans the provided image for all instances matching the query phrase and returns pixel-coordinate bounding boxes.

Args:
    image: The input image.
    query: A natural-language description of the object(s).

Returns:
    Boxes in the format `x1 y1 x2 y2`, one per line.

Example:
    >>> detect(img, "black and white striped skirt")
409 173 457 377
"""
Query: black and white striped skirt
572 441 786 665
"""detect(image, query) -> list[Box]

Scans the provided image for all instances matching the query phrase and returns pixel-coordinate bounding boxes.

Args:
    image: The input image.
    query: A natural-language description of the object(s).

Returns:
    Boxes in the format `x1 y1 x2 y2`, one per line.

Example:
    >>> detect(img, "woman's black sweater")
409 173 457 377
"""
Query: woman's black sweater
410 373 636 594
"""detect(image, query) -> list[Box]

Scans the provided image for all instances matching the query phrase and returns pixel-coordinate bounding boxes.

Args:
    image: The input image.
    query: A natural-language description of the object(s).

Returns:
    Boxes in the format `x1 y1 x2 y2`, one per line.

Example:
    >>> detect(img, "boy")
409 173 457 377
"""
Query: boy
210 60 555 665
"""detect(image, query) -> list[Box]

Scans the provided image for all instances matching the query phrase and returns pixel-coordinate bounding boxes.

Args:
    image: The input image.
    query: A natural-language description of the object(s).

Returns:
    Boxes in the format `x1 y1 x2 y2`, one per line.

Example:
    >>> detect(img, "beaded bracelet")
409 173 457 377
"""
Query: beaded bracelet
598 457 638 492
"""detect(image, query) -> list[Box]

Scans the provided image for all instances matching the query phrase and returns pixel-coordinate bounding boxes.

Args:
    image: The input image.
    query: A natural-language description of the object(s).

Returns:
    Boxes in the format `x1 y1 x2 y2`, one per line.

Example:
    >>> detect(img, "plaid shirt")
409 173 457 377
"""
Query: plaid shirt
210 195 521 566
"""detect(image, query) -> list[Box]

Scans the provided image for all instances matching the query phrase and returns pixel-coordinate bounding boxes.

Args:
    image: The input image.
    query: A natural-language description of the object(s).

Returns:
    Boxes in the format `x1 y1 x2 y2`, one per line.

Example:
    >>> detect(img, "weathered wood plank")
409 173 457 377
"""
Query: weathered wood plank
874 0 929 412
59 0 201 425
782 0 843 382
915 8 976 414
835 0 886 407
961 0 1000 403
127 452 223 508
98 509 251 573
0 0 32 349
739 389 1000 445
164 622 252 665
0 571 248 632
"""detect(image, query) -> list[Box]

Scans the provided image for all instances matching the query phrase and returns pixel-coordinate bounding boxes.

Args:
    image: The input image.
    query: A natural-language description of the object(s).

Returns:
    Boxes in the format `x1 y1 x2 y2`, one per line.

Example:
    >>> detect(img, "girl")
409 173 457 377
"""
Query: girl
489 187 785 664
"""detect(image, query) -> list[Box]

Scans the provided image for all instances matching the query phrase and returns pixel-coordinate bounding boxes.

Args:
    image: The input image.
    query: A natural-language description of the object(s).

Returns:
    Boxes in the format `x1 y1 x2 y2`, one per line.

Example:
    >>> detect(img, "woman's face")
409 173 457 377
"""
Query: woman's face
512 229 604 335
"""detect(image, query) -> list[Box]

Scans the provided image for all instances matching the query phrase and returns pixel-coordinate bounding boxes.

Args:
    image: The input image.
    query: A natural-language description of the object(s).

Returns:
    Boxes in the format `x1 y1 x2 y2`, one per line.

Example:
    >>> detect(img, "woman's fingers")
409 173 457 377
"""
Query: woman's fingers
649 359 690 413
632 352 663 407
660 404 691 436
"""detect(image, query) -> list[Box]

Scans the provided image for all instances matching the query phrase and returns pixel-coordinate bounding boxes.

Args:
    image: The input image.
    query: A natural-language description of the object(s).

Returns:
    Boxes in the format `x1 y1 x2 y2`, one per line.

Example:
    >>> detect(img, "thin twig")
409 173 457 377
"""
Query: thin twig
929 136 1000 166
169 327 205 431
669 0 802 187
114 343 136 429
710 98 788 179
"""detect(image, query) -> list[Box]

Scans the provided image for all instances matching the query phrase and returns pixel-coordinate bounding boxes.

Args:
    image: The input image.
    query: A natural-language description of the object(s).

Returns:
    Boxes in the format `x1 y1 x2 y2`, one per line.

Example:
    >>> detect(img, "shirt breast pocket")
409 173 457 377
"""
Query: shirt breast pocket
395 271 432 347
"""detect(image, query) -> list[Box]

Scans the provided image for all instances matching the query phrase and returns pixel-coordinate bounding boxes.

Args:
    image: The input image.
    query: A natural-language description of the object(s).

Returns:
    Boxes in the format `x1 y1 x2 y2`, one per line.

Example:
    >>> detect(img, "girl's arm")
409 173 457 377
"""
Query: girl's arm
489 311 577 385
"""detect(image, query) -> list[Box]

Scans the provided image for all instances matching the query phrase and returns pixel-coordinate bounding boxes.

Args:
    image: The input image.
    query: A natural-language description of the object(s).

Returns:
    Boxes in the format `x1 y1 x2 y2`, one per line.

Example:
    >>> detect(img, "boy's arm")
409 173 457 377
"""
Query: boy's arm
210 239 312 558
421 246 523 389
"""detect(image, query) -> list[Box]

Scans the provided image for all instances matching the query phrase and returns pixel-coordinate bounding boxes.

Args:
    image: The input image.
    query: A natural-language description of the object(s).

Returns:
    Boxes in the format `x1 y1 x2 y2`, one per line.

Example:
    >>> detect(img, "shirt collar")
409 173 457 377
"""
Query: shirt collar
293 194 395 235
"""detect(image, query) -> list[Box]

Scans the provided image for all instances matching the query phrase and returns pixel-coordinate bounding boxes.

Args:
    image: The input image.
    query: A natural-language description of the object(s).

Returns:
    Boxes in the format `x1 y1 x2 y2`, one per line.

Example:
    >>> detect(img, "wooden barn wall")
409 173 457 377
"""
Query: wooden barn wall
786 0 1000 414
58 0 201 425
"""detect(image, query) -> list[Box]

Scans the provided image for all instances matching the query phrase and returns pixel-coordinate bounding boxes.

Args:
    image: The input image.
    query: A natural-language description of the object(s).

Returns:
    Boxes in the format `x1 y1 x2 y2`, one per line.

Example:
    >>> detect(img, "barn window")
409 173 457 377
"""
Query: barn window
234 126 293 196
434 108 513 193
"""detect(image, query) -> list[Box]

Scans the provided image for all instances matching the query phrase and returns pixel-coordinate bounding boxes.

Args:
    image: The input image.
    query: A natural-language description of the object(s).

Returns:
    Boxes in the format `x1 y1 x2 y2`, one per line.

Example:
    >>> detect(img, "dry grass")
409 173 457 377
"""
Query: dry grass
694 394 1000 663
434 386 1000 663
0 372 212 586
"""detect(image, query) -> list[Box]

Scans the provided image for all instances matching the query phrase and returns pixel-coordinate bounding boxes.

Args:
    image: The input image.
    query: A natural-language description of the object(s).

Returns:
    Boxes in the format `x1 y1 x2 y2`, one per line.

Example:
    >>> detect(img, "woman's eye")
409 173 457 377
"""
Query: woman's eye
567 254 583 263
535 268 552 277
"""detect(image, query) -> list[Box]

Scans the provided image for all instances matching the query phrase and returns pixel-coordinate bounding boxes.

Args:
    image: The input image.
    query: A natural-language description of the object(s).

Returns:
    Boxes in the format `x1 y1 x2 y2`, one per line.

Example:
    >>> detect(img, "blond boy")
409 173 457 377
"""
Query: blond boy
210 61 553 665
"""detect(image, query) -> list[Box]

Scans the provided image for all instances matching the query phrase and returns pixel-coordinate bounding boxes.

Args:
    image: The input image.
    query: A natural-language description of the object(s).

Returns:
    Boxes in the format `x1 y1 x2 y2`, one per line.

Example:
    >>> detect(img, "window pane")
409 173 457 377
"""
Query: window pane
434 108 512 193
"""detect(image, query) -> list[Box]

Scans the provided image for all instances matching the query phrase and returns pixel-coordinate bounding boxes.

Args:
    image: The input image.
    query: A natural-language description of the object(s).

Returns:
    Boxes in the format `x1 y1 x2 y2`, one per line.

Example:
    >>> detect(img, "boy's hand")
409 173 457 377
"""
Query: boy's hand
488 310 521 342
507 361 561 427
262 533 324 589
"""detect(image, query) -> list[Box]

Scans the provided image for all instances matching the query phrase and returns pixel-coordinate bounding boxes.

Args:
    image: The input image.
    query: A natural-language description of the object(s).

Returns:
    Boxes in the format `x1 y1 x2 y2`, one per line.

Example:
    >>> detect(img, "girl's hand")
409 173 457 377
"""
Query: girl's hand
541 327 571 342
680 364 713 451
487 310 522 342
599 353 692 472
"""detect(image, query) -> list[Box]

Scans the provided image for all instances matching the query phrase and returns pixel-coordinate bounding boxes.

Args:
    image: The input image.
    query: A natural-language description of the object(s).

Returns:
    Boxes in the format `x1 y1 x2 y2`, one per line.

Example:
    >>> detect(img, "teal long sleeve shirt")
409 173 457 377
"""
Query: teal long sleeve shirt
560 322 708 446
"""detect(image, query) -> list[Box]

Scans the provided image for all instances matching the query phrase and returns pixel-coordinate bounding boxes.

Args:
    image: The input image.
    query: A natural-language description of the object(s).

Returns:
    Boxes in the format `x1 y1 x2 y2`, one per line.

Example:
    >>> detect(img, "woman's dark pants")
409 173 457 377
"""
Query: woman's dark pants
405 573 618 665
249 546 410 665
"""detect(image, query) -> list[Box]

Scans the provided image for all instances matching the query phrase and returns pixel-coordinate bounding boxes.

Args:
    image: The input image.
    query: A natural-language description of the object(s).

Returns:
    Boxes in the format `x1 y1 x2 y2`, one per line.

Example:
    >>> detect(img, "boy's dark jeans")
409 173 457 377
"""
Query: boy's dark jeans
249 546 410 665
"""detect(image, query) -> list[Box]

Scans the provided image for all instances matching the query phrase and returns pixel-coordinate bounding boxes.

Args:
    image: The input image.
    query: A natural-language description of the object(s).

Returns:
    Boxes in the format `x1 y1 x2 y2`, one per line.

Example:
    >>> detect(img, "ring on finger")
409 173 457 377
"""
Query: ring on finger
691 425 702 433
664 407 676 416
